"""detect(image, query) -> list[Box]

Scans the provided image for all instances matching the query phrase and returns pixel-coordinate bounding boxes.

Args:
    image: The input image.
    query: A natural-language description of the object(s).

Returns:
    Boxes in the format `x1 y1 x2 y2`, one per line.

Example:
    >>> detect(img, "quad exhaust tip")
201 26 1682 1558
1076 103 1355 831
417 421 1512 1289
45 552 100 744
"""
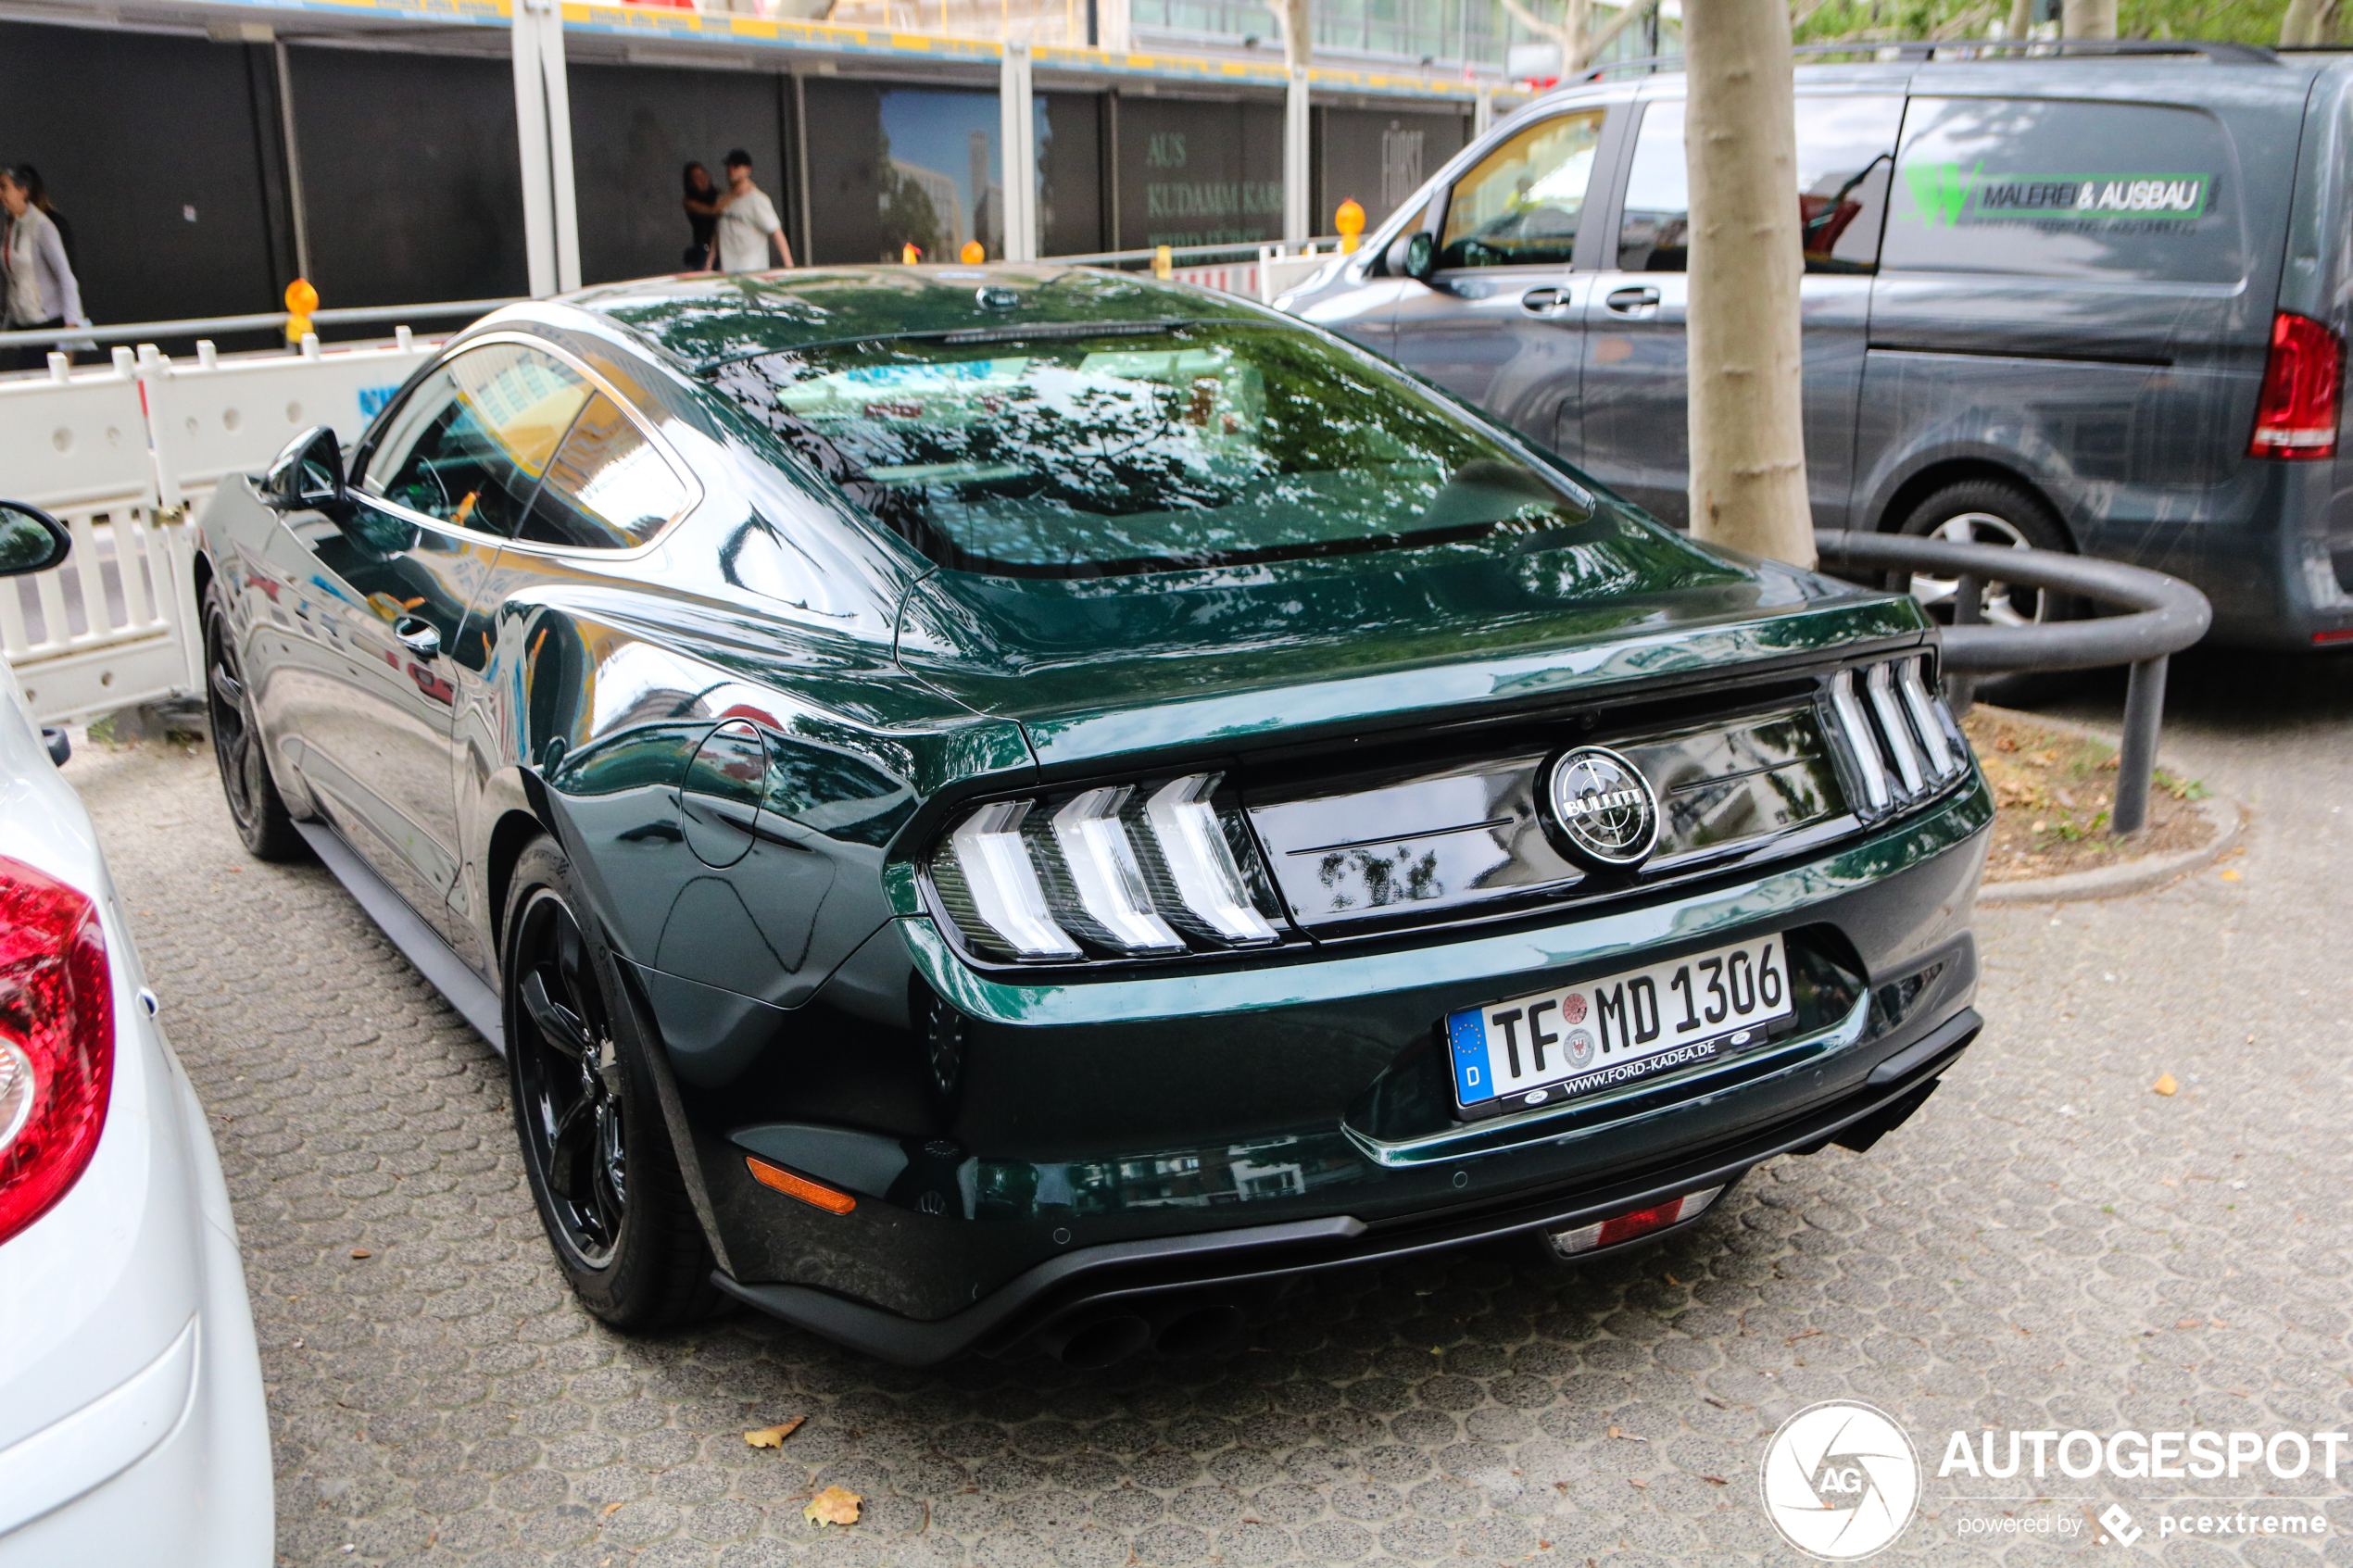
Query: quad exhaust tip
1036 1296 1255 1369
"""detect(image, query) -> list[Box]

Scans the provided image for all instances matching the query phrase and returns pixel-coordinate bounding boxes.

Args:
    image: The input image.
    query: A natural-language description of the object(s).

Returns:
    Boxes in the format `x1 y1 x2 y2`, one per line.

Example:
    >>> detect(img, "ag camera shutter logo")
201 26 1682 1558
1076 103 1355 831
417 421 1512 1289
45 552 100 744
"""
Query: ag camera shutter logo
1760 1400 1920 1560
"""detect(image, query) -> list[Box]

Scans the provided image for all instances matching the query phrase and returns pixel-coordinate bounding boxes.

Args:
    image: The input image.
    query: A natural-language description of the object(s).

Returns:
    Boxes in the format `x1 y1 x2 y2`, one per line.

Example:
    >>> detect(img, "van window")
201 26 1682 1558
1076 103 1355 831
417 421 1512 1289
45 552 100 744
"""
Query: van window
1435 110 1606 270
1882 98 2242 282
1616 96 1903 274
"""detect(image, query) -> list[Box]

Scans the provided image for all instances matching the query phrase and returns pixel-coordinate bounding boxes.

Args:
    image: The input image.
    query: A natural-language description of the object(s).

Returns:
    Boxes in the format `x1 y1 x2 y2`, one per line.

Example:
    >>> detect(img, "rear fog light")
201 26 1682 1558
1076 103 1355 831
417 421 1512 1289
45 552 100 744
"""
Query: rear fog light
1544 1185 1722 1259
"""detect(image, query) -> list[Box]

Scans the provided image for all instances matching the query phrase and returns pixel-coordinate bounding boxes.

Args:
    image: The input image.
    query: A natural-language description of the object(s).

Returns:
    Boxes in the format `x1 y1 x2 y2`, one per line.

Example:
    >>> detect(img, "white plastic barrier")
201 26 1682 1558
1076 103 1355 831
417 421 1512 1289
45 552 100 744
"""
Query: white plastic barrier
144 331 437 510
1 331 447 724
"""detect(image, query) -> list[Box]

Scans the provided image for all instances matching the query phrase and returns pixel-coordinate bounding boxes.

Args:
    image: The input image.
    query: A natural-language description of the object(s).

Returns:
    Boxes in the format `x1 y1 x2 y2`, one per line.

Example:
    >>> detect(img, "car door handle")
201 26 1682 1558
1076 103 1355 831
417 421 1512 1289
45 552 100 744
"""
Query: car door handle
1520 286 1568 313
393 616 441 658
1605 286 1661 317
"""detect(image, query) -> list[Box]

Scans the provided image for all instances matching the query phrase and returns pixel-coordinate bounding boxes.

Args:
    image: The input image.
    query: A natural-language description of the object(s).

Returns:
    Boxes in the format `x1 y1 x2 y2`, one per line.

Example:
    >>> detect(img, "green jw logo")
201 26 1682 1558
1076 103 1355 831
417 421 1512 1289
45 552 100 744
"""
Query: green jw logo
1903 160 1982 227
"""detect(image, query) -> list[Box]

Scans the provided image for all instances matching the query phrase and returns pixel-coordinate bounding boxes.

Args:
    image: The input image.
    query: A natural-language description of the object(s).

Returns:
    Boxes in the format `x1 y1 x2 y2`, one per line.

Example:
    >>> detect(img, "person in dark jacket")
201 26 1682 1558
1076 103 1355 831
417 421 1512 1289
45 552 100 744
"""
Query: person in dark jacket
681 162 721 271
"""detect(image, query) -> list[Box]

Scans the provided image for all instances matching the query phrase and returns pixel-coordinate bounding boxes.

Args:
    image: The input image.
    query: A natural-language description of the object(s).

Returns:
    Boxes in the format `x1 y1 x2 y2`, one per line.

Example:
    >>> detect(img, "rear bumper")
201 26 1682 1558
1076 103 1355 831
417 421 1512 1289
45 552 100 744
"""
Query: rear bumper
715 1004 1981 1364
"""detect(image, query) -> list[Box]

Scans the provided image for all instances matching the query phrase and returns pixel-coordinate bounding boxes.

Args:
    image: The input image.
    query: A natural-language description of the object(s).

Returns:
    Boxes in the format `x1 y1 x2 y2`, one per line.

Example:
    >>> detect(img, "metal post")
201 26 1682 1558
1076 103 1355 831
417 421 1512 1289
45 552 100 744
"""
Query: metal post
2112 656 2168 834
512 0 557 297
537 0 582 293
999 43 1038 260
1284 68 1312 244
1474 85 1493 136
1946 571 1981 716
273 41 313 285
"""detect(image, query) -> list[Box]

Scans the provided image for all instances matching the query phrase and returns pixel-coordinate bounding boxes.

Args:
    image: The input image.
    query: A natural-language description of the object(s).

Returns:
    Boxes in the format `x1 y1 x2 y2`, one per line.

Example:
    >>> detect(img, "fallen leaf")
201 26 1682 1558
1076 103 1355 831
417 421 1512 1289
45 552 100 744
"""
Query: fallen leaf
1702 1474 1729 1486
803 1486 861 1527
1608 1425 1648 1442
2176 1317 2201 1330
1627 1477 1648 1489
2221 868 2240 882
744 1417 805 1449
349 1248 371 1260
1786 1329 1822 1344
2152 1073 2178 1097
603 1501 623 1515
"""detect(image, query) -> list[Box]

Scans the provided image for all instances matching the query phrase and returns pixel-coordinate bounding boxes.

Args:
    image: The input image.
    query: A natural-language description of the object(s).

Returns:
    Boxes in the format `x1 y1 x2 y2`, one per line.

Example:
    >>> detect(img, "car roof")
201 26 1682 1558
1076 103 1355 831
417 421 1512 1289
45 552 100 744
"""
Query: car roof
566 265 1273 371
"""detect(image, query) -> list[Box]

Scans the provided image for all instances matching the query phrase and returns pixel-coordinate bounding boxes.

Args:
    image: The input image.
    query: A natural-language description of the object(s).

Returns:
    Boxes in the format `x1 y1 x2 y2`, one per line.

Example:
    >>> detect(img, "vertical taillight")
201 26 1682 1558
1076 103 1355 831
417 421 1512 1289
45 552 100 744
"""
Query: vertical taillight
930 772 1281 962
2248 311 2343 460
0 855 114 1248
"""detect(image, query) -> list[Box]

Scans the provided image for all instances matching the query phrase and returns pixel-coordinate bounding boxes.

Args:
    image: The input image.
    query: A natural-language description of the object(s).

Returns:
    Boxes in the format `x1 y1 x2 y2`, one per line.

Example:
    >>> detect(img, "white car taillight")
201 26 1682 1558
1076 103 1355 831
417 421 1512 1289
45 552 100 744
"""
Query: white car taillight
0 854 114 1248
931 771 1282 961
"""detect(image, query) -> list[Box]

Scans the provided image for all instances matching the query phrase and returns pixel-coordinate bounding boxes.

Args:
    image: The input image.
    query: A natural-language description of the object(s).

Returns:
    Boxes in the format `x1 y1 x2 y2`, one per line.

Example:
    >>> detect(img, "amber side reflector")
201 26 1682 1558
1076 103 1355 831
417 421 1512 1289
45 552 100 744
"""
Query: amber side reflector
745 1156 856 1214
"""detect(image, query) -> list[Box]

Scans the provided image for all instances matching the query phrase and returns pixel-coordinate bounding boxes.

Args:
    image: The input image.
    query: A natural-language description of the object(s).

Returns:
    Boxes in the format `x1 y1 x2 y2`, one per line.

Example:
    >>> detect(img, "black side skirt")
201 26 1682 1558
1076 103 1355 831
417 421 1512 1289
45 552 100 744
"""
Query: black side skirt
294 822 507 1055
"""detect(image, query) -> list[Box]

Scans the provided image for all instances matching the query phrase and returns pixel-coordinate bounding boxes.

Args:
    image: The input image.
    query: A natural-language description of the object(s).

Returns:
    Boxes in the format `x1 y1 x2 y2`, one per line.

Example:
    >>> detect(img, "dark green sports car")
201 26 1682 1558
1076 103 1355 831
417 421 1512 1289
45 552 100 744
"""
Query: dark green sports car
196 266 1989 1367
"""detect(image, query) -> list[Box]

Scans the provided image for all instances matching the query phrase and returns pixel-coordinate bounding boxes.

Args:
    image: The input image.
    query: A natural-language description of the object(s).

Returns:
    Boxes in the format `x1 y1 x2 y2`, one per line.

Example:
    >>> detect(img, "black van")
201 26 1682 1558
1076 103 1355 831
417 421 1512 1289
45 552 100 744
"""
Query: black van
1277 44 2353 650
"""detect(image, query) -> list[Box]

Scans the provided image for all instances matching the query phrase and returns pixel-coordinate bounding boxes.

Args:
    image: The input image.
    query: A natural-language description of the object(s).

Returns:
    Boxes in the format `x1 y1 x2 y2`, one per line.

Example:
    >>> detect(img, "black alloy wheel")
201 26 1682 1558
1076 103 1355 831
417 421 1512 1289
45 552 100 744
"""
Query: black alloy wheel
501 836 722 1329
511 886 628 1266
202 586 305 861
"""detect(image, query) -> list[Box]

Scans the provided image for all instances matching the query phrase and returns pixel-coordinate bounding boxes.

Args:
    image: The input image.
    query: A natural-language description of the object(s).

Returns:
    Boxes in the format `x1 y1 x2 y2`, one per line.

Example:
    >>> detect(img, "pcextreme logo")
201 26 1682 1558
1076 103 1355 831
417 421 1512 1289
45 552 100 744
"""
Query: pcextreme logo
1760 1400 1922 1560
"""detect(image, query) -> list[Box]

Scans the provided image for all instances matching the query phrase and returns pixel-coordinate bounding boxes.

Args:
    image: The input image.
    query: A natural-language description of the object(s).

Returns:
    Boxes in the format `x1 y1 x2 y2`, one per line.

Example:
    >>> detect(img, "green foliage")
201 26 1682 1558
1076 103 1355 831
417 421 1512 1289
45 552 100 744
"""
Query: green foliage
1791 0 2309 44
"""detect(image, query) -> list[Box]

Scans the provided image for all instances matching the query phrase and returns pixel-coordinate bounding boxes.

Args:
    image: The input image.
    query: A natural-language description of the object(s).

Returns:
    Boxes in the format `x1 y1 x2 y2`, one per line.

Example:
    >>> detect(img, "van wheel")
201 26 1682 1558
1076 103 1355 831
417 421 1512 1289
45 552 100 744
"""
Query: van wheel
1891 480 2081 704
502 835 724 1331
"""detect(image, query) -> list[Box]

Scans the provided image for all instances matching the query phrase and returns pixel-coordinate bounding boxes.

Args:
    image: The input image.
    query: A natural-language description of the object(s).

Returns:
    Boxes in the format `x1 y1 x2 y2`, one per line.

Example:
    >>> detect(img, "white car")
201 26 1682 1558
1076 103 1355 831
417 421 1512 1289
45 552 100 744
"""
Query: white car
0 501 271 1562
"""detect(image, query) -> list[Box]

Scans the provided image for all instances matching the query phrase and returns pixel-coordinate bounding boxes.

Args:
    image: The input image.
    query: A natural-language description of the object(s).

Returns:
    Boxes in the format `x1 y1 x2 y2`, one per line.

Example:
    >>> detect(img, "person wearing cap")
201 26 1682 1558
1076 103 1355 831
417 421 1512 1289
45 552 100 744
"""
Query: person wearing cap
713 149 792 272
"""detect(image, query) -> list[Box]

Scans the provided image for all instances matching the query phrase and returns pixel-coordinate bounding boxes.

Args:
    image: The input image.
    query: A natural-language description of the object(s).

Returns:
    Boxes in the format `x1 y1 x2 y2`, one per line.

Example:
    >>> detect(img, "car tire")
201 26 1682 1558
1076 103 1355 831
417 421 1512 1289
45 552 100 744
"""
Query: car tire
500 835 724 1332
1891 478 2082 706
201 583 308 863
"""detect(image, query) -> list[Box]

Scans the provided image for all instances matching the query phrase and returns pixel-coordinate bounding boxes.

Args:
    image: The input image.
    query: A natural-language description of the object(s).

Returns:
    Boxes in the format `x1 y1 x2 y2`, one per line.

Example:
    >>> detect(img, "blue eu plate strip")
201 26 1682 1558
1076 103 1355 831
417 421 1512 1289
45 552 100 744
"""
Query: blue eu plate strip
1447 1009 1492 1105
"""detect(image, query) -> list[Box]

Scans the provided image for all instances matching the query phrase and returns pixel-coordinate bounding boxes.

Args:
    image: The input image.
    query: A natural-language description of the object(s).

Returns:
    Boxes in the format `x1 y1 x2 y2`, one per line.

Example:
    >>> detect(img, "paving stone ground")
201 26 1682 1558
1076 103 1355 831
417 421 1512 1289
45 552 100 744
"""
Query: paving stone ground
65 643 2353 1566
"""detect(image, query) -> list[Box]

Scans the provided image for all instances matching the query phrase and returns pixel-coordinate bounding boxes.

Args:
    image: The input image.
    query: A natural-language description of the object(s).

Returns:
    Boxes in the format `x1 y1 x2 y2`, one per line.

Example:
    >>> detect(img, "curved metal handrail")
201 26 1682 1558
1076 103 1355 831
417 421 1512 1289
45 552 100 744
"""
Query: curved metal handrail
1814 530 2211 672
1814 530 2214 836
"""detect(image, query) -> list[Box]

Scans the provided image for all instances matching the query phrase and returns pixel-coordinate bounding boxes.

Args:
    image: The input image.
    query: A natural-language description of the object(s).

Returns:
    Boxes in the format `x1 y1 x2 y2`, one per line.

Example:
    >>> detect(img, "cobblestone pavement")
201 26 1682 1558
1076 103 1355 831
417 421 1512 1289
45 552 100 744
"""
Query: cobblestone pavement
66 645 2353 1567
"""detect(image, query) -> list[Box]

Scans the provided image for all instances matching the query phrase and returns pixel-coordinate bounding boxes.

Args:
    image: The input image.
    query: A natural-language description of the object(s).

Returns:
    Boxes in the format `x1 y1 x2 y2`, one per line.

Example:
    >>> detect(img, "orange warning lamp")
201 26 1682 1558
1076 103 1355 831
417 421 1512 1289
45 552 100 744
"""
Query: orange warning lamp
902 243 923 265
283 277 318 344
1336 199 1365 254
961 239 986 264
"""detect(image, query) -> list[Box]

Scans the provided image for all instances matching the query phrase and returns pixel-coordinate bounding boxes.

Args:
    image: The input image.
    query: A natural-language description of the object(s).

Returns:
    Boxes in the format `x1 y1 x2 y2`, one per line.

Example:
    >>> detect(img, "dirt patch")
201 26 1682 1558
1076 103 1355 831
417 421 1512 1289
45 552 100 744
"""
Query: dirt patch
1965 706 2216 883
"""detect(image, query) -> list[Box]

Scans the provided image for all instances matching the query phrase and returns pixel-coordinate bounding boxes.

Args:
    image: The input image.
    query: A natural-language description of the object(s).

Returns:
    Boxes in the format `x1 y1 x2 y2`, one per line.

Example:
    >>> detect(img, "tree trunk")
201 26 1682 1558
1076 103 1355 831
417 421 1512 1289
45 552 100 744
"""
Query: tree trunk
2282 0 2322 44
2060 0 2116 38
1683 0 1814 568
2007 0 2035 38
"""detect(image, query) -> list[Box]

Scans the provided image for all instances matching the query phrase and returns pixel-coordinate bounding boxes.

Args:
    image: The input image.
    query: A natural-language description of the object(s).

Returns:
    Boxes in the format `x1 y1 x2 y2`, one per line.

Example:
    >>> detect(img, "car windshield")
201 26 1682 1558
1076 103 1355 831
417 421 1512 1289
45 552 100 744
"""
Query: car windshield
708 321 1592 577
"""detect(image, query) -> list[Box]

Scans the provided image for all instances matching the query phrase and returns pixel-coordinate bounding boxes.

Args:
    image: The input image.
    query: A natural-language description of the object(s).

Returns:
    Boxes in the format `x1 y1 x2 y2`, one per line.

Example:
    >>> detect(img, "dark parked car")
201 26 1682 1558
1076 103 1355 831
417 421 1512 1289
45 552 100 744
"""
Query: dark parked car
1279 44 2353 651
196 267 1988 1367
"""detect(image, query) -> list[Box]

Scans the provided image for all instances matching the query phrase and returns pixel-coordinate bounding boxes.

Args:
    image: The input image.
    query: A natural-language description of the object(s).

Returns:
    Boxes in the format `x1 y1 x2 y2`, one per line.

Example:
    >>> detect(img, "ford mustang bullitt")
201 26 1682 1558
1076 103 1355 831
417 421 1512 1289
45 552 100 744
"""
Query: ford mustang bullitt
195 265 1989 1368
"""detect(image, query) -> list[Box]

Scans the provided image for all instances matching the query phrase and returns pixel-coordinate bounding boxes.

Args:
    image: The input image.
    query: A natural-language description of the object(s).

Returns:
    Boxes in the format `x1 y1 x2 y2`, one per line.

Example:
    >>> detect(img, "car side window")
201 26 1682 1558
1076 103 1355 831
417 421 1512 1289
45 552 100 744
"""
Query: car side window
359 343 591 536
1616 96 1903 275
1435 110 1606 270
1881 98 2243 283
515 393 690 550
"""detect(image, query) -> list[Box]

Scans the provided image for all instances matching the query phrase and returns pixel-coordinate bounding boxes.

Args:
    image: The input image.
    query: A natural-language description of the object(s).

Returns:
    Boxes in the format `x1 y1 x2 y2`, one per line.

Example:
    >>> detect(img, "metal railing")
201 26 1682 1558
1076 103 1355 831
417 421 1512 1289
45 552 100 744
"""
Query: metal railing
0 298 522 354
1815 531 2213 835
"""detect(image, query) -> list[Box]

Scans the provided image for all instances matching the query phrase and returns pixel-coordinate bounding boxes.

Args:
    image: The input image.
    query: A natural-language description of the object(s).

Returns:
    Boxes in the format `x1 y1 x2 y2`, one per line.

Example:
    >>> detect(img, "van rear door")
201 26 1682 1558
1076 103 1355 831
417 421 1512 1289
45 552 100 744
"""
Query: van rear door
1857 86 2272 582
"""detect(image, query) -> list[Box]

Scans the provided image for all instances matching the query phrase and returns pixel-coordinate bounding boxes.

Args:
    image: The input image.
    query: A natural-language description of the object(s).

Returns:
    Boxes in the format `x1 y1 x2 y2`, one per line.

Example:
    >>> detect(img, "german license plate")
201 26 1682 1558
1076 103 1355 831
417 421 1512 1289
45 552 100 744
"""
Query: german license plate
1445 934 1793 1119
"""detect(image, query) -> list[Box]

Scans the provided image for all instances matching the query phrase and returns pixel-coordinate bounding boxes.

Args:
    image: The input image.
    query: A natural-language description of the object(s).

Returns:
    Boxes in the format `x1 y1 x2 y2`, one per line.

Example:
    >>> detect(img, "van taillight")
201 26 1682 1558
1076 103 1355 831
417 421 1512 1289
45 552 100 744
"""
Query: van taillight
2249 311 2343 460
0 855 113 1248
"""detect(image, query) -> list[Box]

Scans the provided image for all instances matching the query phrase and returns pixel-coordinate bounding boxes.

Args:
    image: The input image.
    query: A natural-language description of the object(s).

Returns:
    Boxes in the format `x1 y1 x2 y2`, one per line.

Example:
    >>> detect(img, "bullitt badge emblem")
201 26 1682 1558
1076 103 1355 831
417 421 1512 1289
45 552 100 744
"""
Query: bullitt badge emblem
1544 745 1660 872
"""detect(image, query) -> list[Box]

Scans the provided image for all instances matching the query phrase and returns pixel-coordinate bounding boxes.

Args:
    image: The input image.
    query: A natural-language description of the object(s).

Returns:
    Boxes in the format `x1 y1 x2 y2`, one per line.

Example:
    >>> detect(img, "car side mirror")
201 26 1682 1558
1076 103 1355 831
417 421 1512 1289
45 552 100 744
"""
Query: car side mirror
0 501 70 578
1396 231 1437 284
264 424 347 513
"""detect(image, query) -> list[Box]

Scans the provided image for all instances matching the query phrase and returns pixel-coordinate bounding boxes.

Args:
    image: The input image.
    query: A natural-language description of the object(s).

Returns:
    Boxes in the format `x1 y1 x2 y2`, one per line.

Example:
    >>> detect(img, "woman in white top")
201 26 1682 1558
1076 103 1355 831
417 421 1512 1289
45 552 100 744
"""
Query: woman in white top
2 165 85 372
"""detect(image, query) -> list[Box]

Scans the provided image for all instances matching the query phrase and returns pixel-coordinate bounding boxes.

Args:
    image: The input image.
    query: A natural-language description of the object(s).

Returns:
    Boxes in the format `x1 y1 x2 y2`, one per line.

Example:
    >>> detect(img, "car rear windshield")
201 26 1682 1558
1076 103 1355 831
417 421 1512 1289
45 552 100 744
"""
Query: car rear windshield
708 321 1592 578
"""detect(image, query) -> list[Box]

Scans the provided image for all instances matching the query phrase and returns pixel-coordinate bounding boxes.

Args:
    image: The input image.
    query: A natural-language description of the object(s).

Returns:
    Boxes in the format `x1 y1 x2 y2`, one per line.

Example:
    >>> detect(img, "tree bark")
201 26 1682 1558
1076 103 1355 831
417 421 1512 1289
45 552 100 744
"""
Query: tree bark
1683 0 1814 568
2282 0 2323 44
2060 0 2116 38
2007 0 2035 39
